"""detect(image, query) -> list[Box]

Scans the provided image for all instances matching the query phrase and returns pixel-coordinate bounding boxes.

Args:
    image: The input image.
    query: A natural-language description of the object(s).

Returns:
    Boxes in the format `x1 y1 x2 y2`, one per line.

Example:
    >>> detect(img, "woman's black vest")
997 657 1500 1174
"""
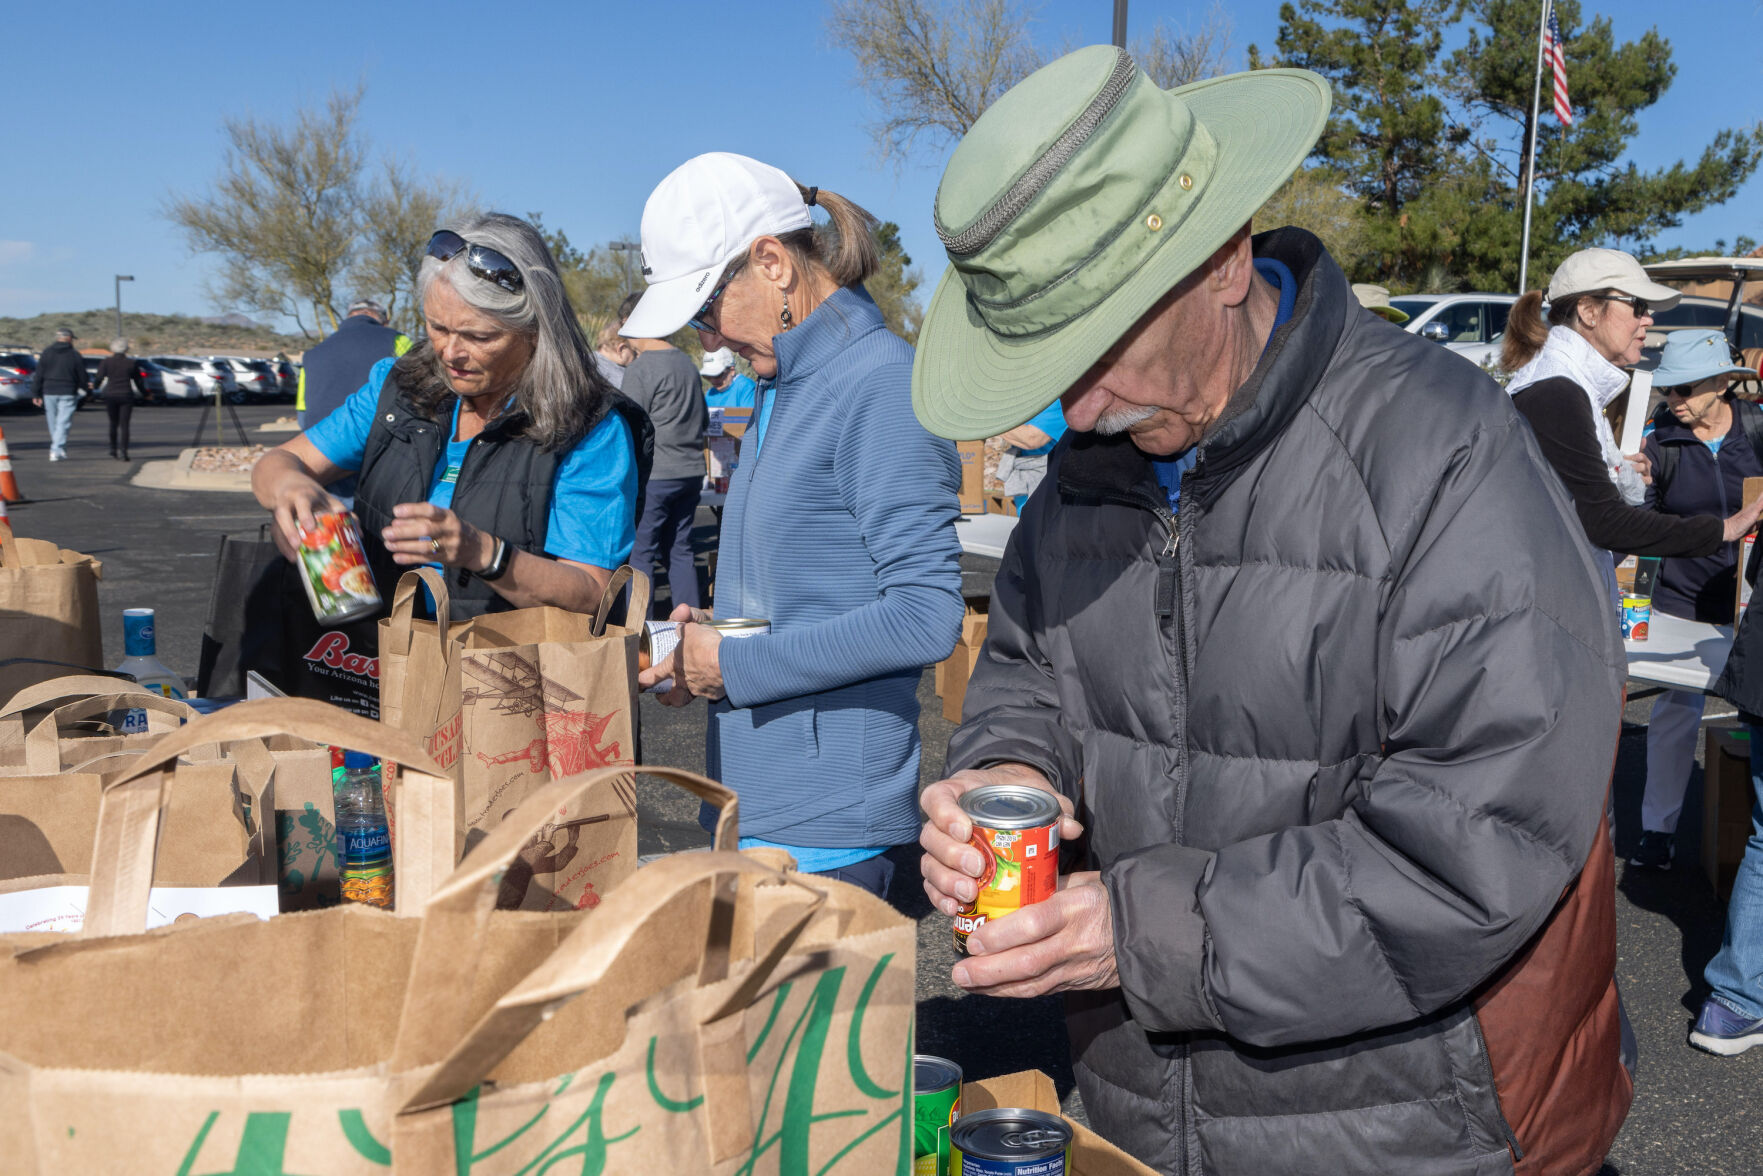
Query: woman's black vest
353 373 559 623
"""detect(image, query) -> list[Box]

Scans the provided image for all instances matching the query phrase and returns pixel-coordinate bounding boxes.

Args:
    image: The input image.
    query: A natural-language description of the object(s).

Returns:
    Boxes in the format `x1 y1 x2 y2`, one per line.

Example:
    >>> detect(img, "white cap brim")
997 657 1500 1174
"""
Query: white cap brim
620 258 729 339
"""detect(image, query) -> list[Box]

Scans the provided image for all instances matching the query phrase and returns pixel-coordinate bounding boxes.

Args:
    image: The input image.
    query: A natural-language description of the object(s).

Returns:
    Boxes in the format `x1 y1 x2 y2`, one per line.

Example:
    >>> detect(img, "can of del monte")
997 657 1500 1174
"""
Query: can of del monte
296 511 380 625
953 784 1062 955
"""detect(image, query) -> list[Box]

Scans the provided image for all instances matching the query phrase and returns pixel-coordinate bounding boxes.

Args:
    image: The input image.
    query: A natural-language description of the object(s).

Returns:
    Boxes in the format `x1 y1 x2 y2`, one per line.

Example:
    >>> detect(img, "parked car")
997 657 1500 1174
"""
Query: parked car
271 358 298 398
210 356 278 402
151 355 240 402
1643 257 1763 353
0 352 36 407
1388 292 1519 370
140 359 200 403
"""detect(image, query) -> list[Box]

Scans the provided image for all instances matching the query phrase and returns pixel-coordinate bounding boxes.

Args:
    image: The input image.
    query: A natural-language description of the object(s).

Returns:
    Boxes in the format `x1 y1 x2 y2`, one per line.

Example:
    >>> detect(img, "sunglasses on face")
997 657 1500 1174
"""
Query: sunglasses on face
1595 292 1651 319
426 230 524 294
688 270 737 334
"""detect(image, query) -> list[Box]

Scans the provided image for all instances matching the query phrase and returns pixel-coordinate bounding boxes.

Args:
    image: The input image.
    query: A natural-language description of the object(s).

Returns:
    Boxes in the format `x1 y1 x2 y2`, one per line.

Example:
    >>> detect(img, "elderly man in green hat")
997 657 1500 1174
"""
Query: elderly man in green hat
913 47 1632 1175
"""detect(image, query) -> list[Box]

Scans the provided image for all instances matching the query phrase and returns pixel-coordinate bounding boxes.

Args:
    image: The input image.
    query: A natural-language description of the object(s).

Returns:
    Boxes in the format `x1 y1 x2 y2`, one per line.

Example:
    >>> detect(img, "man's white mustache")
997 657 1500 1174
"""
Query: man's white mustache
1095 405 1158 435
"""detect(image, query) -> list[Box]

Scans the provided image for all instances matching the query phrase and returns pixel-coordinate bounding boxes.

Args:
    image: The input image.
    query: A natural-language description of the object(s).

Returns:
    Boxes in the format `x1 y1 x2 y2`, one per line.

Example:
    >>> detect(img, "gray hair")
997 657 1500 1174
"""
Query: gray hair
399 211 607 452
109 338 127 354
346 298 389 322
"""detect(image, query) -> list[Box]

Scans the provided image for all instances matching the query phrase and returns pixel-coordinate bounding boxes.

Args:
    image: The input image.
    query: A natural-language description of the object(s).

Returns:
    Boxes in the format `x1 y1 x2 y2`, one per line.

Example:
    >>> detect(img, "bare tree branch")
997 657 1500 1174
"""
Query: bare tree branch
828 0 1045 163
1130 3 1235 89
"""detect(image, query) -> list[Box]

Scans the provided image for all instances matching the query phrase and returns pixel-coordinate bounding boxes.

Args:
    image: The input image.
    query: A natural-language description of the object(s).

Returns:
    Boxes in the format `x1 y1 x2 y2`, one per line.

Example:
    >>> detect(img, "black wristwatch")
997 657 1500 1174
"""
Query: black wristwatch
478 535 512 582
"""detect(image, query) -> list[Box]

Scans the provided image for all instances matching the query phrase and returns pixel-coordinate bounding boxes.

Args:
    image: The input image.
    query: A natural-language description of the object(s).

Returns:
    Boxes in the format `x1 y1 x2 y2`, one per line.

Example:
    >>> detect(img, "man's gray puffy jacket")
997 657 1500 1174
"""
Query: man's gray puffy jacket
949 230 1630 1175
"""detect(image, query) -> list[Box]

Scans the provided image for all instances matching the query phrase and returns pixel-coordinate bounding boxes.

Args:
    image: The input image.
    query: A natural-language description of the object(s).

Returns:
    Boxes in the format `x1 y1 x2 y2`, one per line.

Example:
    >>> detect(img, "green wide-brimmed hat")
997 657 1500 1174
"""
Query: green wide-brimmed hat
911 47 1331 441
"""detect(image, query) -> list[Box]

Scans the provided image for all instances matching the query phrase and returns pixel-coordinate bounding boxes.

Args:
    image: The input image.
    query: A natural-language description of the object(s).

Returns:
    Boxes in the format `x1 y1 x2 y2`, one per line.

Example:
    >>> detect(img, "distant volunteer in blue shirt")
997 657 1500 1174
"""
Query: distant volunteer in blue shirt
700 347 756 409
628 152 964 903
252 212 642 624
996 400 1069 513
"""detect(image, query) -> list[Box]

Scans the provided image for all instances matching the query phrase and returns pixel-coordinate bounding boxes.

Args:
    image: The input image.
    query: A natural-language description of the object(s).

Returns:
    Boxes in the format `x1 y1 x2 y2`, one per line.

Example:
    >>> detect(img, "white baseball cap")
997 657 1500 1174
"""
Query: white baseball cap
1547 248 1681 310
620 152 814 339
698 347 736 378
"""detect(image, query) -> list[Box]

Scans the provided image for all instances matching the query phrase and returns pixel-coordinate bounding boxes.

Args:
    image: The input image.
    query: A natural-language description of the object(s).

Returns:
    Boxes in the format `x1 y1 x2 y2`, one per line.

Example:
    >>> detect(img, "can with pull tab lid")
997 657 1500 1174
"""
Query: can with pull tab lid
950 1107 1072 1175
953 784 1062 954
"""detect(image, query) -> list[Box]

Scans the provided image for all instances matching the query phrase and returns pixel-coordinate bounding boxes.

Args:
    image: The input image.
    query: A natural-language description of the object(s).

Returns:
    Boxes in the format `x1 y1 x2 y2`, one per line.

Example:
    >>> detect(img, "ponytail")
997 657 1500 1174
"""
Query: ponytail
775 182 882 289
1502 290 1549 372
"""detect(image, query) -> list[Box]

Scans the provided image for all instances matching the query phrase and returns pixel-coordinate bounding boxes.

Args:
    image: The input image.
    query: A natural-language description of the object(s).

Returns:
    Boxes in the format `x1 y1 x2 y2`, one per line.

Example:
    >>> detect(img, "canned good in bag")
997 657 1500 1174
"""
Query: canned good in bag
953 784 1062 955
913 1054 963 1176
950 1108 1072 1175
295 511 380 625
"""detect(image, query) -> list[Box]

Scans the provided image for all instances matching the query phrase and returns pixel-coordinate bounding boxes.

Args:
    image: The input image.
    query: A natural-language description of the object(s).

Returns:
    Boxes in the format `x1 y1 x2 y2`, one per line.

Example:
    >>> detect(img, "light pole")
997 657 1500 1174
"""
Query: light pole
608 241 642 298
114 275 134 342
1112 0 1128 48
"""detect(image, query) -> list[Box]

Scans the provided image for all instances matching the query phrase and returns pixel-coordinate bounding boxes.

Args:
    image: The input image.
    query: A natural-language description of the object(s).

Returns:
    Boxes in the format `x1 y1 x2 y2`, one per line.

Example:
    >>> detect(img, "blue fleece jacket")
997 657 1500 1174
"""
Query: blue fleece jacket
707 285 964 847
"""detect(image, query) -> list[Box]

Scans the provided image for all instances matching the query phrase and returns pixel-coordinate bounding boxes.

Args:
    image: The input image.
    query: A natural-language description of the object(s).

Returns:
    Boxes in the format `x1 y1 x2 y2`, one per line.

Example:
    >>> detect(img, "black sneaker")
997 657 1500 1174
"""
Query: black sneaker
1628 830 1673 870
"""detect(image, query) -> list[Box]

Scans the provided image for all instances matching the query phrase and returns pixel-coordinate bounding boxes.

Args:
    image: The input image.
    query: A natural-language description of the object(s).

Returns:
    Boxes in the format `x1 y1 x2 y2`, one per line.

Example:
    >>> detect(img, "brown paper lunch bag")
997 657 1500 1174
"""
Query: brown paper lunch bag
451 566 648 847
0 717 895 1174
0 536 103 695
377 567 465 787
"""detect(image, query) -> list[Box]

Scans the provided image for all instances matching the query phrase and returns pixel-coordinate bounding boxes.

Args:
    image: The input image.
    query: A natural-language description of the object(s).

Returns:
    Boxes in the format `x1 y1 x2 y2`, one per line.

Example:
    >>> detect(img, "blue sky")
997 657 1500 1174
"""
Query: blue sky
5 0 1759 331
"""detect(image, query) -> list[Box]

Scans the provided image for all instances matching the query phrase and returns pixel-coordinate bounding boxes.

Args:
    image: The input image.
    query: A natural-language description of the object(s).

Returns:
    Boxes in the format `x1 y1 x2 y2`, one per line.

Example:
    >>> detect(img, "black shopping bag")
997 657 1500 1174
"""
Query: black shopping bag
196 527 284 699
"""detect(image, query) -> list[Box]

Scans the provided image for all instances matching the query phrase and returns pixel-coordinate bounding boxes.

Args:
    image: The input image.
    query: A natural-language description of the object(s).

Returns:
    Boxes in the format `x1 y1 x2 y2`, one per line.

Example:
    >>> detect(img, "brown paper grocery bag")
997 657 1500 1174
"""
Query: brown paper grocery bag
0 686 206 776
0 759 738 1174
378 567 464 782
0 536 104 694
454 566 647 844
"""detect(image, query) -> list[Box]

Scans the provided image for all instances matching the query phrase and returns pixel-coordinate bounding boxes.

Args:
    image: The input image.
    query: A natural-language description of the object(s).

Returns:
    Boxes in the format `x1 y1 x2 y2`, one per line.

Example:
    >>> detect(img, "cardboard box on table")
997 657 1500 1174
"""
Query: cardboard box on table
1703 728 1753 901
1738 477 1763 621
984 492 1020 517
938 598 991 723
956 439 986 515
963 1070 1159 1176
0 716 915 1174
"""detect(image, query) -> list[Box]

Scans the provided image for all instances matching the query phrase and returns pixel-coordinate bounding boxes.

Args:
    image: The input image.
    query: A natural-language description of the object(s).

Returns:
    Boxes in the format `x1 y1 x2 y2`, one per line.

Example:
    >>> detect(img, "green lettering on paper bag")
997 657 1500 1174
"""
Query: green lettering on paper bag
175 1111 317 1176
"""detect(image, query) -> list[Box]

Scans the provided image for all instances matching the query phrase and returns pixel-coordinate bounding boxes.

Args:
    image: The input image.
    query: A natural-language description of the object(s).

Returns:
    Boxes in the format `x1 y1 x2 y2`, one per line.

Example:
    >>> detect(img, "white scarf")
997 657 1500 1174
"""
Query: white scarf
1508 326 1645 505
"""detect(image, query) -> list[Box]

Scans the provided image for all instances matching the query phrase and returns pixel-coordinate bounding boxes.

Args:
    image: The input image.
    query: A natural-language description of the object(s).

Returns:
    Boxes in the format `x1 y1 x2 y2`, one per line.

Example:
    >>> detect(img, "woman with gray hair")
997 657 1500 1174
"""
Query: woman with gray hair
252 212 647 623
93 338 144 461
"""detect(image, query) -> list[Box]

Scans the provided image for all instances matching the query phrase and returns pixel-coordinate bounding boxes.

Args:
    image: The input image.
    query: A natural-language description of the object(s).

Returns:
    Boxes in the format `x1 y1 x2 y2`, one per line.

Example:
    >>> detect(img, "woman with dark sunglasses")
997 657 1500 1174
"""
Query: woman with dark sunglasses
251 212 649 628
626 152 964 906
1503 247 1763 607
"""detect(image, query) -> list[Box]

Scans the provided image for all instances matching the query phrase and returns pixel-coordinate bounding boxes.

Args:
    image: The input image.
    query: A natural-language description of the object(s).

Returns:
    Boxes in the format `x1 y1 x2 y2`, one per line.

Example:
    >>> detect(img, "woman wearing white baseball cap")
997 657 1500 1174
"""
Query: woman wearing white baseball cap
627 152 964 904
1503 247 1763 605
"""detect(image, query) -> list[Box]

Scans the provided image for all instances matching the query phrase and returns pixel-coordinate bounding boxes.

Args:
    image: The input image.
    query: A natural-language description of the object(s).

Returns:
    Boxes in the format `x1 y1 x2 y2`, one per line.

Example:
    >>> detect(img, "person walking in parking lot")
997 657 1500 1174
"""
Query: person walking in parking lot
619 291 709 614
29 326 88 461
94 338 145 461
295 299 411 498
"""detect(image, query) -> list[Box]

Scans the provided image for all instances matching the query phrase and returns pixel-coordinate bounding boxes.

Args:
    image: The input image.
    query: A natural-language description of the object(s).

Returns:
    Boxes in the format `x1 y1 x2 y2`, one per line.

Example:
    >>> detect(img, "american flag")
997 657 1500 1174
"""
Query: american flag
1546 2 1573 125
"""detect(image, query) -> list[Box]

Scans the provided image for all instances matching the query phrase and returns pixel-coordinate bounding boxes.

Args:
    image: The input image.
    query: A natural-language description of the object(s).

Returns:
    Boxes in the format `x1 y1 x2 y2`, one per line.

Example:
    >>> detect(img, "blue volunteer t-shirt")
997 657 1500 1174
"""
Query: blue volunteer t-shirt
706 373 757 410
305 358 637 569
1017 401 1070 456
1151 257 1298 511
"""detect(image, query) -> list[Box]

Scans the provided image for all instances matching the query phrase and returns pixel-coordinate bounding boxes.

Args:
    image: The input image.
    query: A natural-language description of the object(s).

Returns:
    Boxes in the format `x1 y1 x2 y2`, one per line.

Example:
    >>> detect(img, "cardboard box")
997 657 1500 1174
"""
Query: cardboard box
984 493 1020 517
957 439 986 515
1704 728 1753 901
938 598 990 723
721 406 752 439
963 1070 1159 1176
1738 477 1763 621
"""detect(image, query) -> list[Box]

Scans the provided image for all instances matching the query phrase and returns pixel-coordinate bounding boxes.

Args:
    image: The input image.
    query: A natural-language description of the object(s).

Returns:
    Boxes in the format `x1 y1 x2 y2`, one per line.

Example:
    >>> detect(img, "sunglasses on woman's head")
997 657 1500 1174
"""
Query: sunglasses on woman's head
426 230 524 294
1595 292 1651 319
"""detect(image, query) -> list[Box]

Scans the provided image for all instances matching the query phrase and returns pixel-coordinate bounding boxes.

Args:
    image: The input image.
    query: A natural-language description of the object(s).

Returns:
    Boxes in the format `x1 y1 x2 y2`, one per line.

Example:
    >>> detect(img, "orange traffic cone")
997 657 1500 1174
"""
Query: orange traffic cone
0 494 11 540
0 426 21 503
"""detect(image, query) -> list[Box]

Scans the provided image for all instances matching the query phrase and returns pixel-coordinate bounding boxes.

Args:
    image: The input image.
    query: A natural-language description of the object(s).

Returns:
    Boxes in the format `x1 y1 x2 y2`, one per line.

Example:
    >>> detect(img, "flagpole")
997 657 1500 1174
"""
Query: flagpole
1518 0 1551 293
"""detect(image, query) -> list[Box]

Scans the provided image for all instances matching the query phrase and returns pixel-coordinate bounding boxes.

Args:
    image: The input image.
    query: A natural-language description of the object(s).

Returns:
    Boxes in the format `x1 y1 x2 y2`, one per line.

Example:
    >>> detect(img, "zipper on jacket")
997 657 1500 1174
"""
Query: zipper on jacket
1467 1013 1524 1161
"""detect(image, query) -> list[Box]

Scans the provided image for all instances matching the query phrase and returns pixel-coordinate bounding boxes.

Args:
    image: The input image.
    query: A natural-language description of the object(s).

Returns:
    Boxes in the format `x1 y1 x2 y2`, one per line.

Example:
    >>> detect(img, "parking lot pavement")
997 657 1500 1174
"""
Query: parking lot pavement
6 395 1760 1171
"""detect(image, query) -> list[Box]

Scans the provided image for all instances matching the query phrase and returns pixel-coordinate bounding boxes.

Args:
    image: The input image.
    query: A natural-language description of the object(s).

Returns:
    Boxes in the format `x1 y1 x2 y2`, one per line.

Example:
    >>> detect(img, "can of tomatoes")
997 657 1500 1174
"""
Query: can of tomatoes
953 784 1062 955
295 511 381 625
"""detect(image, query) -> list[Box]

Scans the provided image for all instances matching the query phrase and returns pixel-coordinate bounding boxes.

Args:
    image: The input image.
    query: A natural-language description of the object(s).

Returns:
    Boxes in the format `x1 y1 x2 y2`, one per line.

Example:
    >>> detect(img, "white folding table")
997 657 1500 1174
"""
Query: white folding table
1624 611 1734 695
956 513 1019 559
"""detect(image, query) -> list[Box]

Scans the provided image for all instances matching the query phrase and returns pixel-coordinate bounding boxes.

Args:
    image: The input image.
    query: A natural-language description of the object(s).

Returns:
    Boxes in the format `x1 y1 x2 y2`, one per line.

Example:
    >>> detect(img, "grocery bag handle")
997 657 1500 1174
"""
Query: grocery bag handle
382 567 453 657
22 692 204 775
588 564 651 637
0 534 63 568
389 764 739 1074
0 675 163 750
80 697 456 938
401 850 826 1145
